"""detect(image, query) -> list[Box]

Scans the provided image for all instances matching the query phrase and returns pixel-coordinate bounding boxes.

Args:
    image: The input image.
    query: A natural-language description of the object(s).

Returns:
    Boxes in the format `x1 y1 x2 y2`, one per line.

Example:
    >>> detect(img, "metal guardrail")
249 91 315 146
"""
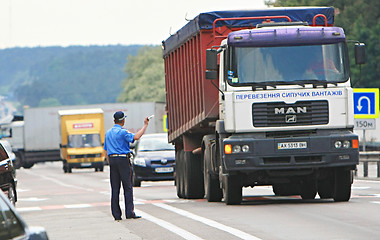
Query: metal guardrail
358 151 380 178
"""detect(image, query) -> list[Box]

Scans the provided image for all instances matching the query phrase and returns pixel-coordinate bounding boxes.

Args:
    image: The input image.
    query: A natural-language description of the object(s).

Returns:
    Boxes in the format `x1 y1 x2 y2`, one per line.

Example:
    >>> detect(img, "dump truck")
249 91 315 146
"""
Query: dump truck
162 7 364 204
58 108 105 173
0 102 165 169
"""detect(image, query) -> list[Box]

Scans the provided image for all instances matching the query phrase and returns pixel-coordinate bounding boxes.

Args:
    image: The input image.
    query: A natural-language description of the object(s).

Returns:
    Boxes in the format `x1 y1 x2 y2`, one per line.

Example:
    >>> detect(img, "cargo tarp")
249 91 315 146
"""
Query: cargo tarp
163 7 334 56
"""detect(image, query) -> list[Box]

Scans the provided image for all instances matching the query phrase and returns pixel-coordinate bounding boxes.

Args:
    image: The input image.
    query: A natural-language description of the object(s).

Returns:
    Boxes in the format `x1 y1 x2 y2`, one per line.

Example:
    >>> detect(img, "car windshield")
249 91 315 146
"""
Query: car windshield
137 135 174 152
228 42 349 86
68 134 101 148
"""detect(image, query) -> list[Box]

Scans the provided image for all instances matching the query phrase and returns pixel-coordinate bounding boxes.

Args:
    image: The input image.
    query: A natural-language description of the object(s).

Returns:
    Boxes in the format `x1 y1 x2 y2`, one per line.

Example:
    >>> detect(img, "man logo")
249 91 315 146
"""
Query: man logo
286 115 297 123
275 107 307 115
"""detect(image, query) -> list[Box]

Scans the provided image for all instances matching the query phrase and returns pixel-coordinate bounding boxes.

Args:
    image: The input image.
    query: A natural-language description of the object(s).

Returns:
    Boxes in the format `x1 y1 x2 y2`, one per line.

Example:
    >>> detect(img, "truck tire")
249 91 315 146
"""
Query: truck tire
203 147 222 202
14 152 23 169
300 179 317 200
175 150 184 198
272 183 299 196
318 177 334 199
22 162 34 169
333 169 352 202
183 151 204 199
223 174 242 205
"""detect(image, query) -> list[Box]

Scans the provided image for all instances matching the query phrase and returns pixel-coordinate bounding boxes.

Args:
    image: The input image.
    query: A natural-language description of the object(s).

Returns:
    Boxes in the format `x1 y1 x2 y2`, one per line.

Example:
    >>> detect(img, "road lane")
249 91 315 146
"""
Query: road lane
14 162 380 240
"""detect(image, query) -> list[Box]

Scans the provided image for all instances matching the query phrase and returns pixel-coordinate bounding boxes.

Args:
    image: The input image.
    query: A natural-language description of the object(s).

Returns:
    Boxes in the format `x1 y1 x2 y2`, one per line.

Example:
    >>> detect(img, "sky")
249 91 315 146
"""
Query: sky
0 0 267 49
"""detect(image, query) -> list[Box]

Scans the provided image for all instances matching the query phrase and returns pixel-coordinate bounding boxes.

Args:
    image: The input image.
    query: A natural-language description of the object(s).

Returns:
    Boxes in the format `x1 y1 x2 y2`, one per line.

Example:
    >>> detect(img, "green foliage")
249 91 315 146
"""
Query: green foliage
0 45 142 111
117 46 165 103
265 0 380 88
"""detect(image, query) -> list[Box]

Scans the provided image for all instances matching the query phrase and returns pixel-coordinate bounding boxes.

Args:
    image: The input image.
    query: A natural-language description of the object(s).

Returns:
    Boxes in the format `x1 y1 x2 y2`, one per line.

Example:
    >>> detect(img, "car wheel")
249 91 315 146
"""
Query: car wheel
133 173 141 187
7 184 16 205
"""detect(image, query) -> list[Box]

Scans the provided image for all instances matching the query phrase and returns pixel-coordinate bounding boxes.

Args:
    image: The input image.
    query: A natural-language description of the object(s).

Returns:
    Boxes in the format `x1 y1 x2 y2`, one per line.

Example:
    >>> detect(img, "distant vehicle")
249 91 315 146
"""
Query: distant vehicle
132 133 175 187
58 109 105 173
0 141 17 205
0 189 49 239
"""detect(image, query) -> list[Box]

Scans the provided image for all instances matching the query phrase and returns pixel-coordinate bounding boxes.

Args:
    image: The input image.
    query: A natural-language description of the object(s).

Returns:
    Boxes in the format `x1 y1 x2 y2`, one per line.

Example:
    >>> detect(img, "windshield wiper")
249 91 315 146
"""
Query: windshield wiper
293 79 339 88
251 82 277 91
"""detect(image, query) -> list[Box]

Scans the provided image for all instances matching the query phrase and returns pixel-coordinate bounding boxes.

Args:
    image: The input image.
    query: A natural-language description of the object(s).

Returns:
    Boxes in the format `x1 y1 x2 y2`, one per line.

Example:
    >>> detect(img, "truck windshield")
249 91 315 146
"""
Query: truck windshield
68 134 101 148
228 42 349 86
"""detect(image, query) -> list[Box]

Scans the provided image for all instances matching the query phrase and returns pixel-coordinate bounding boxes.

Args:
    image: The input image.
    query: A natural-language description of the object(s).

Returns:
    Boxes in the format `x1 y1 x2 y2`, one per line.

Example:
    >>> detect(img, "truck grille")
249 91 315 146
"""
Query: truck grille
252 100 329 127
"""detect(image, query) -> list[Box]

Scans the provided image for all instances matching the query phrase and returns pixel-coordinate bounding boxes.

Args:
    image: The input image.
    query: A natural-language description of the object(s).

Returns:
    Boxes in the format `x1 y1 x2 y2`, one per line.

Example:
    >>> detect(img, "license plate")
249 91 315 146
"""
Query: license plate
155 167 174 173
81 163 91 167
278 142 307 150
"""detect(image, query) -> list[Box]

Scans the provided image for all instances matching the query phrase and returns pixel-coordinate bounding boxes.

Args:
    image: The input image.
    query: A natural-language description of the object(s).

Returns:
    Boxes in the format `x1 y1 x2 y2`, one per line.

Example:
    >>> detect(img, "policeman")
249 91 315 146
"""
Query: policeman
104 111 149 220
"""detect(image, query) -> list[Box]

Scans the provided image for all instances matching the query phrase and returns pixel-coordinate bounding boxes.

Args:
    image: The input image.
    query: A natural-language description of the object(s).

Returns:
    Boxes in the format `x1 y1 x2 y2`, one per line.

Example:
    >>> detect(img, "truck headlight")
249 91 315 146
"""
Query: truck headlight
334 141 342 149
133 157 146 167
242 145 250 152
343 140 351 148
233 145 241 153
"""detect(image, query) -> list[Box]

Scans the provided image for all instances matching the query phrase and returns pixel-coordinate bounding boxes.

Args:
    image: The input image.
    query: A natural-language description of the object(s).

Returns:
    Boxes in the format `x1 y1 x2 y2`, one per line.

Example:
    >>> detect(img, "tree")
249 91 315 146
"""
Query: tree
118 46 165 103
265 0 380 88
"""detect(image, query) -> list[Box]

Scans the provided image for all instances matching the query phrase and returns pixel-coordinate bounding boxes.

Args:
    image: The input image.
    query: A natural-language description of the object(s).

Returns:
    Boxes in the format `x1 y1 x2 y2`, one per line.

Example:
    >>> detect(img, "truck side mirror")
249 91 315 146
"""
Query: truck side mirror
206 49 218 80
355 43 366 65
206 49 217 70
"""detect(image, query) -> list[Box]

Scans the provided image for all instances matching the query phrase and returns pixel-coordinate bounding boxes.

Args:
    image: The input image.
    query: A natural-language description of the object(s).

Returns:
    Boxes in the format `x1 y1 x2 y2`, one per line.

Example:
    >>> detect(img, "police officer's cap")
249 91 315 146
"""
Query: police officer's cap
114 111 126 121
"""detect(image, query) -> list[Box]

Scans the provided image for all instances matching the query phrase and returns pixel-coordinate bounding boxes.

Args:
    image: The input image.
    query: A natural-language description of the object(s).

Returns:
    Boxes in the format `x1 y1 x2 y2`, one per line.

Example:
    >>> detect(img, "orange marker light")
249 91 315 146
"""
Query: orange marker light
352 139 359 149
225 144 232 154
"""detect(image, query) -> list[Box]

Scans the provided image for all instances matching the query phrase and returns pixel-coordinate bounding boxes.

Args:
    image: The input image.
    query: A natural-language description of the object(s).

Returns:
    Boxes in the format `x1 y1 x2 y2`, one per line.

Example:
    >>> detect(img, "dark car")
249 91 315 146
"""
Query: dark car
0 189 49 239
0 142 17 205
132 133 175 187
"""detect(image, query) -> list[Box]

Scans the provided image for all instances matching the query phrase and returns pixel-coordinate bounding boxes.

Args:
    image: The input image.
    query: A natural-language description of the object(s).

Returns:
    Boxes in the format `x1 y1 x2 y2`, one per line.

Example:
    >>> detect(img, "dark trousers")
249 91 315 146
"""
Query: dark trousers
109 156 134 219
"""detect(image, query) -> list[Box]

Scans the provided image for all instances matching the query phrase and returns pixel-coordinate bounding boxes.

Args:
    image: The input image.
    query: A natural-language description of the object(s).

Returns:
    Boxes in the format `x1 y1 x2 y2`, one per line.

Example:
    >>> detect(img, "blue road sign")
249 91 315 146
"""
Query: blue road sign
353 88 379 118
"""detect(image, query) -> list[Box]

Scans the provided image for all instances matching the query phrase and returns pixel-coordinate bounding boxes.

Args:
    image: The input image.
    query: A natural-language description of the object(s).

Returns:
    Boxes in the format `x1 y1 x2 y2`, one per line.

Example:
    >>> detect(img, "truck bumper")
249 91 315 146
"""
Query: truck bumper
223 131 359 172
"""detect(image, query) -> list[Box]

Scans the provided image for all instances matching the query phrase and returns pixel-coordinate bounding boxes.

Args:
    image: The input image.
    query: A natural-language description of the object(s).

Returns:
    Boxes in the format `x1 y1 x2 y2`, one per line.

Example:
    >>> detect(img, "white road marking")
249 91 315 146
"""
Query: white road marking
24 170 94 192
153 203 262 240
17 207 42 212
134 209 204 240
18 197 48 202
65 204 92 209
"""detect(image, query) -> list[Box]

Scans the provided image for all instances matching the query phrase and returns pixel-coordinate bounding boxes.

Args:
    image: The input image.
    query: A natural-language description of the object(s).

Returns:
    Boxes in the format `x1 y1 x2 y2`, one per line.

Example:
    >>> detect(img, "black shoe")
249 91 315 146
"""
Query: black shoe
114 218 122 221
127 215 141 219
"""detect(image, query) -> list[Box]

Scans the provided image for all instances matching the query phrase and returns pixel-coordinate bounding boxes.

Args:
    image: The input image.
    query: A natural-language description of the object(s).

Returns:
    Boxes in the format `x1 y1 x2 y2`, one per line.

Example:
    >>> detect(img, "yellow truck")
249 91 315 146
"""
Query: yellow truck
58 108 105 173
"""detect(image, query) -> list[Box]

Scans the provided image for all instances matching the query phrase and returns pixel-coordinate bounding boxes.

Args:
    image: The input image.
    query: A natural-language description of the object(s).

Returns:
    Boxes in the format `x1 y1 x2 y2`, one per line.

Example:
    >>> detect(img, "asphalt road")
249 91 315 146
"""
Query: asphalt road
15 162 380 240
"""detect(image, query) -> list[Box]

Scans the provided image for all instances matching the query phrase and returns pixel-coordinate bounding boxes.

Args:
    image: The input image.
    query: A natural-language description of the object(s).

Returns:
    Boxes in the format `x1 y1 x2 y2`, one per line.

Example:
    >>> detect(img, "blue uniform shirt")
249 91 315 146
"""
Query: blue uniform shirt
104 125 135 155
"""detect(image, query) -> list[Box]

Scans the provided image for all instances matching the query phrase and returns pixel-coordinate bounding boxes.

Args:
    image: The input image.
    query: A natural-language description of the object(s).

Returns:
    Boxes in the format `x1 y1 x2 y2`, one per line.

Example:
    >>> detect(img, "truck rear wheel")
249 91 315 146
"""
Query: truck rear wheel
333 169 352 202
175 150 185 198
22 162 34 169
203 147 222 202
300 179 317 200
318 177 334 199
183 151 204 199
223 174 242 205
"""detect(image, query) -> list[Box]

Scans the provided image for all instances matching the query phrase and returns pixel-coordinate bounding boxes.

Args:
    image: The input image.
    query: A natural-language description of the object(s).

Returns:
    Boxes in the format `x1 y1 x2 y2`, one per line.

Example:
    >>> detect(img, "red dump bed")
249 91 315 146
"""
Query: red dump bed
162 7 334 144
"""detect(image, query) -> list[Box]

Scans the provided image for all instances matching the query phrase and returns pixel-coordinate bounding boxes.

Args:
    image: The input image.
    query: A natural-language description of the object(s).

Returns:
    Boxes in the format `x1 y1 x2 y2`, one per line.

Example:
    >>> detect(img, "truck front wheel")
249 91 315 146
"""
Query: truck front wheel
223 174 242 205
333 169 352 202
203 147 222 202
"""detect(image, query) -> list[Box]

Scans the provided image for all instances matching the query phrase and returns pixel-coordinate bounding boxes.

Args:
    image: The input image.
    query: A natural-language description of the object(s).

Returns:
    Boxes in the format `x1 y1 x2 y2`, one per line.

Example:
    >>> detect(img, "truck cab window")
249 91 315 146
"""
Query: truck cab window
68 134 101 148
229 42 349 86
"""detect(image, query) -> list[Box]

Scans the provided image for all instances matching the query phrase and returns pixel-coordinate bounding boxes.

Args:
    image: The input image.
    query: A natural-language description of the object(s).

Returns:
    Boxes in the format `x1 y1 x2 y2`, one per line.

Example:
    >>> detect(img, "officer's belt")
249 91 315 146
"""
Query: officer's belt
109 154 128 157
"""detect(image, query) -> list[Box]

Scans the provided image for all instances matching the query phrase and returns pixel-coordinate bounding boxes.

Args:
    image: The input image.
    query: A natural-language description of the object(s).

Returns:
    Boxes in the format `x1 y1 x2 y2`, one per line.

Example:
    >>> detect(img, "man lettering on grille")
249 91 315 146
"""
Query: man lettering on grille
104 111 149 220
